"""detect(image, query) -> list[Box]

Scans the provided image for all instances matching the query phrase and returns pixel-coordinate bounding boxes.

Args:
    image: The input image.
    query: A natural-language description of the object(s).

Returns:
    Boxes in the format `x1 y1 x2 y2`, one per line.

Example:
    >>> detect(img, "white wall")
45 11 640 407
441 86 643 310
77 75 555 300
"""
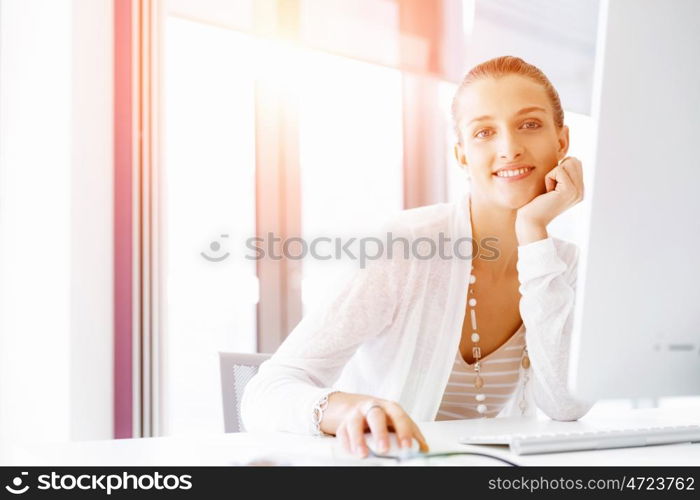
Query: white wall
0 0 113 458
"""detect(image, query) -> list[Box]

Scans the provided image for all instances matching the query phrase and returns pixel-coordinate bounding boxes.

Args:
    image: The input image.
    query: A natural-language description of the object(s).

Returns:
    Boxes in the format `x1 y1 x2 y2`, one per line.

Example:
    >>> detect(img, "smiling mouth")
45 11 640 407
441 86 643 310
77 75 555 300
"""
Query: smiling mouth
493 166 535 181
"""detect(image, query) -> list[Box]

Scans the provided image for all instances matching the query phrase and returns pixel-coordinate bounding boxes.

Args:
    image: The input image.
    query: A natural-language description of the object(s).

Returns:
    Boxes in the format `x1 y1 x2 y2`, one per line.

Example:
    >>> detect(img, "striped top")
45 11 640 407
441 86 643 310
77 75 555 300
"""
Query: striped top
436 324 526 420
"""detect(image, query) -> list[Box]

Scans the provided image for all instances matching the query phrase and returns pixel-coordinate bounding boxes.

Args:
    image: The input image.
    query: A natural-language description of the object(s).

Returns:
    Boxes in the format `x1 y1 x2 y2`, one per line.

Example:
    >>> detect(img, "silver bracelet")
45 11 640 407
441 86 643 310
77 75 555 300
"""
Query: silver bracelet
311 390 339 436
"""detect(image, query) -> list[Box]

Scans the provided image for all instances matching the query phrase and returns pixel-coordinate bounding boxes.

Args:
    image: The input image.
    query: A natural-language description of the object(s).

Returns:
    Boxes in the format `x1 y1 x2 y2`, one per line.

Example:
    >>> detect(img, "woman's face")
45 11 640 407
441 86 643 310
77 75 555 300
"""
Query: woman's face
455 75 569 209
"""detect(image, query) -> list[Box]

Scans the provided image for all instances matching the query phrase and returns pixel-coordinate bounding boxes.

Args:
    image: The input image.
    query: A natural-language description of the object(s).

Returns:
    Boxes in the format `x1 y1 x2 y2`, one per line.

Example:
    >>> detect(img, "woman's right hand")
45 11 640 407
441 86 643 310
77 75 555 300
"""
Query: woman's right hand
320 392 430 458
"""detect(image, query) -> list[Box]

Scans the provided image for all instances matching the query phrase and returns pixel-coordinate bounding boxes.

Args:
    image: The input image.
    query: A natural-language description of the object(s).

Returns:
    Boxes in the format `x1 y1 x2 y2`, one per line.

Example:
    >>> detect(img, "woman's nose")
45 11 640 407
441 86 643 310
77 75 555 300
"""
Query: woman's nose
497 131 524 161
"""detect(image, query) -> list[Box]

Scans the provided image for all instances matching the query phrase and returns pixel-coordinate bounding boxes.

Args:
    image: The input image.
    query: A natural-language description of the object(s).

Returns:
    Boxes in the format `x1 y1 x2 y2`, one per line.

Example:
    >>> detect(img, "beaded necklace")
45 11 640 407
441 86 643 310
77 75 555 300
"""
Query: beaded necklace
467 266 531 416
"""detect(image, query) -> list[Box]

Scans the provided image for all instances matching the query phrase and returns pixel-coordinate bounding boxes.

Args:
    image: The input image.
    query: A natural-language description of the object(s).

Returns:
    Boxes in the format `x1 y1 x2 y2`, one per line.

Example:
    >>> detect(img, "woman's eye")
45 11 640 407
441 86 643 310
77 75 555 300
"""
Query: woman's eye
475 129 492 138
521 121 541 129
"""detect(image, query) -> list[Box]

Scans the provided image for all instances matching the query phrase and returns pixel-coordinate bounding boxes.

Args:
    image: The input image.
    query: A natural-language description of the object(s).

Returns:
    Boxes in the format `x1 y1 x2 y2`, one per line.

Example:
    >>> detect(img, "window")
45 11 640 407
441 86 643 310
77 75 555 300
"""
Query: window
298 51 403 312
158 1 411 435
163 17 257 435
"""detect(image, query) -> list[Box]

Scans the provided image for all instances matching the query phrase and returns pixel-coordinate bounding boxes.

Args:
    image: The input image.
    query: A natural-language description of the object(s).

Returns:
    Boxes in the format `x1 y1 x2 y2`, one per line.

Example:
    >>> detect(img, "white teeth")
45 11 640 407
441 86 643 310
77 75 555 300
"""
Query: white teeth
496 167 531 178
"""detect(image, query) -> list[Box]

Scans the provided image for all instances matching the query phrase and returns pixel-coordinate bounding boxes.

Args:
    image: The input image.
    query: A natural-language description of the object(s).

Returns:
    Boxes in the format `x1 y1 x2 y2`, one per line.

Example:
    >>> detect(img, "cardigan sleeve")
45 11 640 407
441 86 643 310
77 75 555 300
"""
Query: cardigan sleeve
240 221 410 435
517 237 596 421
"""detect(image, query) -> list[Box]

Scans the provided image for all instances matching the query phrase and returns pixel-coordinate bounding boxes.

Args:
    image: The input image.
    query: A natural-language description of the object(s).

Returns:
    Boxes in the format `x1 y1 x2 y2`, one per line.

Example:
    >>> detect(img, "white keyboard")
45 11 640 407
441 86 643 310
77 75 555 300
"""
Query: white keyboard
459 424 700 455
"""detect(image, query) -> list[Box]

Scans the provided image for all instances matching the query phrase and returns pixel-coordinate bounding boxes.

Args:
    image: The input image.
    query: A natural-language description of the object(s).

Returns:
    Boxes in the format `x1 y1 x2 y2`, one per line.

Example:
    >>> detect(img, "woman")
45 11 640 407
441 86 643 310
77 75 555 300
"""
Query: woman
241 55 594 458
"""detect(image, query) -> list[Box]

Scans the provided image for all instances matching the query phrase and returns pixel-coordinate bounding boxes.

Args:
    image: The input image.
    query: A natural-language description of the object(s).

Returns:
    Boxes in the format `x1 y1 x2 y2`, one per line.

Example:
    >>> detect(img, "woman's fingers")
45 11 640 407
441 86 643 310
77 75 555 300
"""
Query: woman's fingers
411 422 430 453
559 159 584 202
337 424 351 454
546 164 571 191
547 161 580 203
567 158 584 200
383 402 418 450
346 409 368 457
364 404 390 454
561 165 581 204
545 172 557 193
338 398 430 458
557 165 575 191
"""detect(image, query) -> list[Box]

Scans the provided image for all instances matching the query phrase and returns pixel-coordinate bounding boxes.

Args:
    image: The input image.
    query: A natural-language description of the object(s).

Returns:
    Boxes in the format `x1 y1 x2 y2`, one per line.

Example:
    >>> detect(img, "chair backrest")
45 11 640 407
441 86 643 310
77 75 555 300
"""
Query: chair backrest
218 352 271 433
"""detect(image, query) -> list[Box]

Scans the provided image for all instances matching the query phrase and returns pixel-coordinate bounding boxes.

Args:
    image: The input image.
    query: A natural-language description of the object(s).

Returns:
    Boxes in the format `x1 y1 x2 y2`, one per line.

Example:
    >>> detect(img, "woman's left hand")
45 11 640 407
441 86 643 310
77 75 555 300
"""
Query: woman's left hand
515 157 584 243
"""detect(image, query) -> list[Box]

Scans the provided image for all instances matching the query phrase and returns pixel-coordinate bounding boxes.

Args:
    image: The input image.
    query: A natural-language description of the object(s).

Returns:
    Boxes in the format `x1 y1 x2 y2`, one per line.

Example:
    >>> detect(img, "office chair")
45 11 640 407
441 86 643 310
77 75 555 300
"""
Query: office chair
218 351 271 433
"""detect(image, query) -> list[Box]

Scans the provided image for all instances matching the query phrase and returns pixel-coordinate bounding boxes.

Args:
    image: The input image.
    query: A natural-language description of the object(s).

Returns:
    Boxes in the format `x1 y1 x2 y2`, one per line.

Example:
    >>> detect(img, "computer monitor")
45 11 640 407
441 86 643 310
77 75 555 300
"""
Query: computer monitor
568 0 700 401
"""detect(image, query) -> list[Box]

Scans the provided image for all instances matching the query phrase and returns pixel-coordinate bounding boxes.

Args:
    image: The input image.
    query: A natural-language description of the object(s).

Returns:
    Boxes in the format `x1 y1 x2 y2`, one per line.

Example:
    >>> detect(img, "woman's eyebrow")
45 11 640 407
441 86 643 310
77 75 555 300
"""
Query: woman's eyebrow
466 106 547 127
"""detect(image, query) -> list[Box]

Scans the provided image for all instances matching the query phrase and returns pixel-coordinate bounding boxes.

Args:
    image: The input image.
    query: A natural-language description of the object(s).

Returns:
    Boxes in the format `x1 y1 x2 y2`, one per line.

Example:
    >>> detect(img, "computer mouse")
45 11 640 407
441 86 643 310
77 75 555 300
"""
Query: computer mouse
364 432 421 458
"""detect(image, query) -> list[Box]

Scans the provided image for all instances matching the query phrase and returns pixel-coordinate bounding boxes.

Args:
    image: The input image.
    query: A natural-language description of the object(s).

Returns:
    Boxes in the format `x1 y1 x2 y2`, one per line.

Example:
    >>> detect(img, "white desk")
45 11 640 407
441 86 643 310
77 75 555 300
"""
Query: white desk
6 408 700 466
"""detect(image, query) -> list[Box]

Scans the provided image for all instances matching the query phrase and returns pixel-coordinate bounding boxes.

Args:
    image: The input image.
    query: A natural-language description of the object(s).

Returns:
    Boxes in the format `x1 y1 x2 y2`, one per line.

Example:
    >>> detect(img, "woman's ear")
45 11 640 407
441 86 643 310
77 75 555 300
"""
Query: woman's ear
556 125 570 162
454 144 471 180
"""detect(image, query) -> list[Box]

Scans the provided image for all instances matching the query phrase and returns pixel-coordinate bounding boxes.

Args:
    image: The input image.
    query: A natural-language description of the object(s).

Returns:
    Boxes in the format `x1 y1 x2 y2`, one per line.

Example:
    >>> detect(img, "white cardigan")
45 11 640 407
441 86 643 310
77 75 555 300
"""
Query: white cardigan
241 193 596 435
